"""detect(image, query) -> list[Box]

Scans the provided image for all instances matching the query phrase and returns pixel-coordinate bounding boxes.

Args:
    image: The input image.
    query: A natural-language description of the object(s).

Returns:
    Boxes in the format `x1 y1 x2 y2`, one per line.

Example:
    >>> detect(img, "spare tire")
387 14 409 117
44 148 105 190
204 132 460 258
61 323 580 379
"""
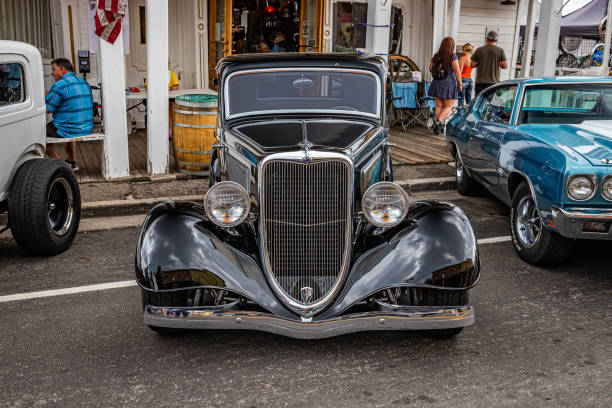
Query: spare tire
8 158 81 255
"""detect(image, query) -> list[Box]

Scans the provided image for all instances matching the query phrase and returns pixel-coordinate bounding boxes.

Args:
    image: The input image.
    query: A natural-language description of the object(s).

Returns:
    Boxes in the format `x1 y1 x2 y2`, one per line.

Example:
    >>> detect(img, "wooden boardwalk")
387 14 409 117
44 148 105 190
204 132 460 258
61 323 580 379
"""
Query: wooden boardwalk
54 130 178 183
388 126 453 165
58 126 451 182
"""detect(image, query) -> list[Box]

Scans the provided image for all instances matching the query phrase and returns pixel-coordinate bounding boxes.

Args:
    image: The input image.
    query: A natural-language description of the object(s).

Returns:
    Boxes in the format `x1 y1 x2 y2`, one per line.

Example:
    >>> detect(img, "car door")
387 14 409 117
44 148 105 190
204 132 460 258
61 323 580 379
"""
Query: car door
466 85 518 194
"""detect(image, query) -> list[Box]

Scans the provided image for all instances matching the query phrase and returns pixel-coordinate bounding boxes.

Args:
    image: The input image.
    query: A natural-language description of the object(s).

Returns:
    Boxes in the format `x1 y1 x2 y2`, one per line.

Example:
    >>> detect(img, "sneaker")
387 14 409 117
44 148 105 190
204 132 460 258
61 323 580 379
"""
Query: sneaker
66 160 79 172
433 120 441 135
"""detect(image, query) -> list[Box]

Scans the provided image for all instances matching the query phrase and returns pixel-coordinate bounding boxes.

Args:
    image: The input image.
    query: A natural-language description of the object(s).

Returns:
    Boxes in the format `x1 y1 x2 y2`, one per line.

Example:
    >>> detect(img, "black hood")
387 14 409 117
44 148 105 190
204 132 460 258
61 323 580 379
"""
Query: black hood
232 120 375 149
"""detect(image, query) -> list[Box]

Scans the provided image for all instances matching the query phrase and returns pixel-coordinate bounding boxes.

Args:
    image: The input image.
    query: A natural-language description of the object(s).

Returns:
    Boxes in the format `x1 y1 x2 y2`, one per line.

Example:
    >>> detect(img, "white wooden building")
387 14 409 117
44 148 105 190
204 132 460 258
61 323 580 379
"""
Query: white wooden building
1 0 570 179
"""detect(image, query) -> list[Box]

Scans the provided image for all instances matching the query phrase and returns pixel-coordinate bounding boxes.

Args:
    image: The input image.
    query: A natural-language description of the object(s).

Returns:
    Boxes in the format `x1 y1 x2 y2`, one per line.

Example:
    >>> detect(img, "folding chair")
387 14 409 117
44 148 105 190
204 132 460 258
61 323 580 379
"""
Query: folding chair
391 81 432 131
416 82 436 129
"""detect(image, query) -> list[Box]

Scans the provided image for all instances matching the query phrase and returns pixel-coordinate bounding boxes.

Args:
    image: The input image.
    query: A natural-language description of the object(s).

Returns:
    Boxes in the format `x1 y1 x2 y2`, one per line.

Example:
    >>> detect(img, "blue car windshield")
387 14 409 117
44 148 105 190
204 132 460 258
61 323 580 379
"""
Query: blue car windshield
224 68 381 120
518 83 612 125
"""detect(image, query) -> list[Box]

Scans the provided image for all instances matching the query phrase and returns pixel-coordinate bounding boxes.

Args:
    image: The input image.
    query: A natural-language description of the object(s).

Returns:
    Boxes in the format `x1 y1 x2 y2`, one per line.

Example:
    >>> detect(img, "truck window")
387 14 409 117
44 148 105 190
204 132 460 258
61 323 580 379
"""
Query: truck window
0 63 25 106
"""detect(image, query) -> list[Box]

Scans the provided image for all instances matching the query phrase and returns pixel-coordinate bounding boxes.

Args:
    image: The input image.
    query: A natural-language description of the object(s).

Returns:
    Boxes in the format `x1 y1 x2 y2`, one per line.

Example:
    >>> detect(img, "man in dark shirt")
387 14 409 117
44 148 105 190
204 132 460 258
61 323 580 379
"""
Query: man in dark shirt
471 31 508 96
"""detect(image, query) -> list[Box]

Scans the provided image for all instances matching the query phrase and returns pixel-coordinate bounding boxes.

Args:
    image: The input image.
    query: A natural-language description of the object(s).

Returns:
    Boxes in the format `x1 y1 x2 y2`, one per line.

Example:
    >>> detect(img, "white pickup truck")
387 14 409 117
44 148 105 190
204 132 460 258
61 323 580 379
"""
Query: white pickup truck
0 40 80 255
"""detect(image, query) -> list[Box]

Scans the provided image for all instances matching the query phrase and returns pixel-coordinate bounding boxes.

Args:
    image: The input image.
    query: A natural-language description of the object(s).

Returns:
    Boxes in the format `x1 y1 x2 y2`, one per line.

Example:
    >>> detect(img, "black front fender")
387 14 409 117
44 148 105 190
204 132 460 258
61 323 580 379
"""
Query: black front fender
135 202 297 319
136 201 479 322
318 202 479 319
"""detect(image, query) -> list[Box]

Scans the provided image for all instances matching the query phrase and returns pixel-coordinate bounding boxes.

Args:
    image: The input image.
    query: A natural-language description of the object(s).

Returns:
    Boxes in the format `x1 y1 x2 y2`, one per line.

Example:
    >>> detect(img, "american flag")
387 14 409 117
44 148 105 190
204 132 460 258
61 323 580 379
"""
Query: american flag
94 0 125 45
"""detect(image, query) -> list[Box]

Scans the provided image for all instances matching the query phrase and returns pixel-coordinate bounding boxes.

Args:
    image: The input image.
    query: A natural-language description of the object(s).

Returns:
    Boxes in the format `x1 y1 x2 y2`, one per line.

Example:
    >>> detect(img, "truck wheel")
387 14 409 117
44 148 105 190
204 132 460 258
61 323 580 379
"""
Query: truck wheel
510 182 574 265
398 288 469 337
8 159 81 256
455 153 479 196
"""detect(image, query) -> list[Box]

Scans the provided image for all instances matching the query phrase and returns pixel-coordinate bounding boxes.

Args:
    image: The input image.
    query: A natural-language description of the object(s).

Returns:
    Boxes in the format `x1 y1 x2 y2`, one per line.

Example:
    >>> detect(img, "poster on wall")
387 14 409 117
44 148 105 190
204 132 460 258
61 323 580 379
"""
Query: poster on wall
88 0 130 54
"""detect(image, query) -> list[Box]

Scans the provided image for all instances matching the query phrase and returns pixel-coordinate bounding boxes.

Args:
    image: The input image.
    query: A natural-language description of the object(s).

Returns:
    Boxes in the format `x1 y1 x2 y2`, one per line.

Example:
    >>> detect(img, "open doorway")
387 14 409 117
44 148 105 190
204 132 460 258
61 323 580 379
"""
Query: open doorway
232 0 301 54
208 0 323 88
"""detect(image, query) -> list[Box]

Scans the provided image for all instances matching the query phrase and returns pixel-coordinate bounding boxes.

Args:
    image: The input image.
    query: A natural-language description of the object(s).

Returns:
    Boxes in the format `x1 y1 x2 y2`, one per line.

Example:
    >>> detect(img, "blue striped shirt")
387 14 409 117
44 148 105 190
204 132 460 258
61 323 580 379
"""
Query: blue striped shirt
46 72 93 138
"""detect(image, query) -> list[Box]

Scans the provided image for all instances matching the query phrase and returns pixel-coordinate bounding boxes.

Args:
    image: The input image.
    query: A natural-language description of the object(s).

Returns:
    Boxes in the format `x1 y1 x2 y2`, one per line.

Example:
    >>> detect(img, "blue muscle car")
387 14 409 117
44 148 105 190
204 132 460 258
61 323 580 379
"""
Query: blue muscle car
447 77 612 265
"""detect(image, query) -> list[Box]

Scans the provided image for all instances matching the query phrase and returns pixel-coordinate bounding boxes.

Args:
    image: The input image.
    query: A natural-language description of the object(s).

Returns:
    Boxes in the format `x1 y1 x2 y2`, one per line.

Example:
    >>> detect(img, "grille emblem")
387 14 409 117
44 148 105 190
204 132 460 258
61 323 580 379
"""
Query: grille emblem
300 287 313 303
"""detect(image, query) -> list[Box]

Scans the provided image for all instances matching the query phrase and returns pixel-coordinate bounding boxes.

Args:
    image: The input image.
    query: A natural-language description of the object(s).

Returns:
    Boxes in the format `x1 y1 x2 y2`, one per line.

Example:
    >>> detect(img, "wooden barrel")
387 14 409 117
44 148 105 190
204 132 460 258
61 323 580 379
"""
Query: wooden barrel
172 94 218 175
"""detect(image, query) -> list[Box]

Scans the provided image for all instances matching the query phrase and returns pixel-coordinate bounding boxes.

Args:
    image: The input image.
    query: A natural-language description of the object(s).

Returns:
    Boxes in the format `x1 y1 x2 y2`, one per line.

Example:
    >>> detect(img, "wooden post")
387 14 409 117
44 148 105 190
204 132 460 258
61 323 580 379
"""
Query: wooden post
448 0 461 42
432 0 448 54
533 0 561 77
365 0 392 60
194 0 208 89
99 29 130 179
520 0 538 78
146 0 169 175
600 0 612 76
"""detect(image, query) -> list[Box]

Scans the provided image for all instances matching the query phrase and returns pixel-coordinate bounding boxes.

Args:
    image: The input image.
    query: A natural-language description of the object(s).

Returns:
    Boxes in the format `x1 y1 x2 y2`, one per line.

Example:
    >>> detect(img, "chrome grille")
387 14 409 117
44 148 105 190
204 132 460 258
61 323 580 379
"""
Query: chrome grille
261 157 352 313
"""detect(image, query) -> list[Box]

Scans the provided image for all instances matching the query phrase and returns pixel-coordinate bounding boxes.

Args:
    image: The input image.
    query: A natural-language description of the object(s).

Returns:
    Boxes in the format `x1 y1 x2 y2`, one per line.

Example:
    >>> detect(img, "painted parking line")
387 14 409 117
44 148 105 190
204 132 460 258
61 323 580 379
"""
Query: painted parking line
477 236 512 245
0 280 138 303
0 235 513 304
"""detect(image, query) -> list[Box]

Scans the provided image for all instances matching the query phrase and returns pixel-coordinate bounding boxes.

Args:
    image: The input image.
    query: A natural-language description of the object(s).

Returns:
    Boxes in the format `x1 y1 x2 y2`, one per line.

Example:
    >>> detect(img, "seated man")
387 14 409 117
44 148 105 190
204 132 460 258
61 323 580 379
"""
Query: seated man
45 58 93 171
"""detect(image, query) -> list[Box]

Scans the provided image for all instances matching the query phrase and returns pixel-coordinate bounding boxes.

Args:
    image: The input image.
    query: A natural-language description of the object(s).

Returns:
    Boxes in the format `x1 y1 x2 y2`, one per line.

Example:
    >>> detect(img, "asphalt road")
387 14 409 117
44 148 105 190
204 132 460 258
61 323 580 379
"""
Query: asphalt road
0 191 610 408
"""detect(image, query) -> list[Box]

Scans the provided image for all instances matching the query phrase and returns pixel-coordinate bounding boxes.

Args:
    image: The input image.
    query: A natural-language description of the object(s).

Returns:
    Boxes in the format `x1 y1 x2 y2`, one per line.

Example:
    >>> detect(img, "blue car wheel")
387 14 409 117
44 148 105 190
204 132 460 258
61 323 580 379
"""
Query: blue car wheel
455 153 479 196
509 182 574 265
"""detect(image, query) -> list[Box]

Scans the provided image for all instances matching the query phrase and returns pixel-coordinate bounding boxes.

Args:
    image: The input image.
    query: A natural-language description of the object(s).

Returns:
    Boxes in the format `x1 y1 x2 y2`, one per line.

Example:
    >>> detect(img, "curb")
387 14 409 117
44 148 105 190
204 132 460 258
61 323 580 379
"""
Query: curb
81 194 203 217
397 177 457 194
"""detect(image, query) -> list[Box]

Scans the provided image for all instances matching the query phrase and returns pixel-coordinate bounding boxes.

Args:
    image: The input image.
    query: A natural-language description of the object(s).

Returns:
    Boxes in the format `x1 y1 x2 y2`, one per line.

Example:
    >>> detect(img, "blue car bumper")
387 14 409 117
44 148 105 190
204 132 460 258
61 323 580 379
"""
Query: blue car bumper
551 206 612 240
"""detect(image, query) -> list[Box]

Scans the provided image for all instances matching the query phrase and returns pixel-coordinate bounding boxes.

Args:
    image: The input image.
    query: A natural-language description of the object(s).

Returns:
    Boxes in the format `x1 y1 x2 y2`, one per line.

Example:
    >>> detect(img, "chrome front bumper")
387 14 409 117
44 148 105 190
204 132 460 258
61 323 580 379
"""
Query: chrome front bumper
143 305 474 339
551 206 612 240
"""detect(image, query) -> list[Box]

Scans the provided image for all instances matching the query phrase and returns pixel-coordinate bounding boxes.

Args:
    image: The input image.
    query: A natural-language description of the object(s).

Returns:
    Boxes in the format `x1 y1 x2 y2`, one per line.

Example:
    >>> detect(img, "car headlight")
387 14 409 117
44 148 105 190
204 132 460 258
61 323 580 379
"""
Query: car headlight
204 181 250 227
362 182 409 228
602 176 612 201
567 174 596 201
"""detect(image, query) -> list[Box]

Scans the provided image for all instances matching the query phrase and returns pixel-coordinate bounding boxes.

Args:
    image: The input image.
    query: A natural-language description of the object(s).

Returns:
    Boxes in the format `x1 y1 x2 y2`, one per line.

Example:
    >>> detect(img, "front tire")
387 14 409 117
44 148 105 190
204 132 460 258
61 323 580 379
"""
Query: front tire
8 159 81 256
509 182 574 265
455 153 479 196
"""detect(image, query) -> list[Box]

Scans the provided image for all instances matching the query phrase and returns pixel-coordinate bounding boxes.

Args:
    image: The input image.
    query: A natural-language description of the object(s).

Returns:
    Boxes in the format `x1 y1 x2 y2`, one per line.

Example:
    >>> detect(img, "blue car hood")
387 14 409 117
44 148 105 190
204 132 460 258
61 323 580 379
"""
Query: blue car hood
521 121 612 166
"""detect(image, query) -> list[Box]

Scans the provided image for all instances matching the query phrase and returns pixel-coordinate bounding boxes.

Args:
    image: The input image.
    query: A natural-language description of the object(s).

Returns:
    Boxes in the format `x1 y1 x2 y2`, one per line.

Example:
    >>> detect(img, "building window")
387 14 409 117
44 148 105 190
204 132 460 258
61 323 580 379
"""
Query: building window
0 0 54 59
0 63 25 107
333 2 368 52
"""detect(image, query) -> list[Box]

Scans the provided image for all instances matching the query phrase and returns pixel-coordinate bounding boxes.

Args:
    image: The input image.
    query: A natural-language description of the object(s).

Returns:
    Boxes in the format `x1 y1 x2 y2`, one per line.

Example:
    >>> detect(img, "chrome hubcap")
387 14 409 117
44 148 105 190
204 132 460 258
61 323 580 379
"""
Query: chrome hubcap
456 158 464 183
47 177 74 237
516 196 541 248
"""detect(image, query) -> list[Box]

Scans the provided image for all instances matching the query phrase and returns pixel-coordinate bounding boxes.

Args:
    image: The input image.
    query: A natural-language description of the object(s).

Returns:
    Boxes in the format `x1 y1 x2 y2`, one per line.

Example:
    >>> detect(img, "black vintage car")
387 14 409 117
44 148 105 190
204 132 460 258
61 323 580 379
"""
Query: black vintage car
136 53 480 338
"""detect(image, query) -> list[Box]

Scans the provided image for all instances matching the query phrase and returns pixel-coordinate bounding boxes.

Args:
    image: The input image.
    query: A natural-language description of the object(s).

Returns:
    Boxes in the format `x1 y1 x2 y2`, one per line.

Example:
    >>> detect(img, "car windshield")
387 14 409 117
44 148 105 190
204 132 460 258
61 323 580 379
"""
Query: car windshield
518 83 612 125
224 68 380 120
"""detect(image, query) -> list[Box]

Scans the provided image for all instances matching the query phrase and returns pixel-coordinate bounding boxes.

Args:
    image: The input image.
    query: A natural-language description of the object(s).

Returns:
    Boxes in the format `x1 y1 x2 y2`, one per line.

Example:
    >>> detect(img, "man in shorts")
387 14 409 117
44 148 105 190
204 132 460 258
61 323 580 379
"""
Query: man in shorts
45 58 93 171
471 31 508 96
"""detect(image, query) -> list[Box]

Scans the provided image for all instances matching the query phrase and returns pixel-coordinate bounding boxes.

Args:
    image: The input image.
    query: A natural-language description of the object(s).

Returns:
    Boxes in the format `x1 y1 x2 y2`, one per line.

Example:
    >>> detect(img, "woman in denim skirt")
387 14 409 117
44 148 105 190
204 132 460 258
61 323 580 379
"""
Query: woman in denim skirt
428 37 462 134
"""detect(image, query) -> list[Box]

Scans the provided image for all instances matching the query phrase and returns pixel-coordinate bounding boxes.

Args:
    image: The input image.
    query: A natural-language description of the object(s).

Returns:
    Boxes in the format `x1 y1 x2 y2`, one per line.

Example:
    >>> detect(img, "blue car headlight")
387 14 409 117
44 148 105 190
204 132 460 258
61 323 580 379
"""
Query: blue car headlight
567 174 597 201
602 176 612 201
